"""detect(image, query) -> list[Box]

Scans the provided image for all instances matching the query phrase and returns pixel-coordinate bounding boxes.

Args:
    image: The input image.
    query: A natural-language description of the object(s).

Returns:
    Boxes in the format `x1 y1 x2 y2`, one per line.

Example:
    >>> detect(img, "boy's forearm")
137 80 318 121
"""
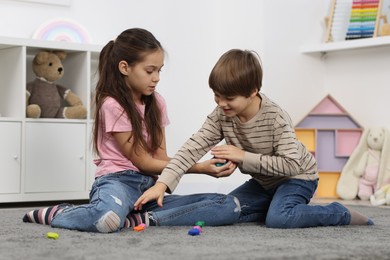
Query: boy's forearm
186 163 203 174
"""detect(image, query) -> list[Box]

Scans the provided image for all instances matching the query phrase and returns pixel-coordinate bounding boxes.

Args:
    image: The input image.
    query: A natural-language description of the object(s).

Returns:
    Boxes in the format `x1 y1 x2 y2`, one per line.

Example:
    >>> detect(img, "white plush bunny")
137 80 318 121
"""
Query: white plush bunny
353 128 384 200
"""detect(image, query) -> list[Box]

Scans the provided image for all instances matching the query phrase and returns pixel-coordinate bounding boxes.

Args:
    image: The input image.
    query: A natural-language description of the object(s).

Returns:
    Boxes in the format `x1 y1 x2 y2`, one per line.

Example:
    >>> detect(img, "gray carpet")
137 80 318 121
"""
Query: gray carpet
1 204 389 260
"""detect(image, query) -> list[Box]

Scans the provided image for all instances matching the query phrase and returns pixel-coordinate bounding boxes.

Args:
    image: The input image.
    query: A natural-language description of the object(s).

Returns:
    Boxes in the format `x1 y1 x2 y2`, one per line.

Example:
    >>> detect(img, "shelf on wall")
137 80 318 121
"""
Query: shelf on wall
300 36 390 54
0 36 102 53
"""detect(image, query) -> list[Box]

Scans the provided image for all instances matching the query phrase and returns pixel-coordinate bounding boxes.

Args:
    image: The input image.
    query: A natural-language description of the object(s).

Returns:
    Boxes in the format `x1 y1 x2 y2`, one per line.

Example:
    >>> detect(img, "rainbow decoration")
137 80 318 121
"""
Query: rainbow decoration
345 0 382 40
32 18 91 43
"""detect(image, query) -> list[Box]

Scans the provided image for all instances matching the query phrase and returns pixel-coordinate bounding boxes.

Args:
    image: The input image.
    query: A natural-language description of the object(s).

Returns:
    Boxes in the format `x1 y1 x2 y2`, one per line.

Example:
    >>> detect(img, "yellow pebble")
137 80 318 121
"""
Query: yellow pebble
46 232 59 239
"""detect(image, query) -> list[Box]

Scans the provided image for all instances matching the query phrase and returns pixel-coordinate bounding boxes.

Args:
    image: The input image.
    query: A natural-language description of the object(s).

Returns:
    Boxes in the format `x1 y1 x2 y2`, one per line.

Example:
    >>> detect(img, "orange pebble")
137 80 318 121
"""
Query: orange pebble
133 225 146 232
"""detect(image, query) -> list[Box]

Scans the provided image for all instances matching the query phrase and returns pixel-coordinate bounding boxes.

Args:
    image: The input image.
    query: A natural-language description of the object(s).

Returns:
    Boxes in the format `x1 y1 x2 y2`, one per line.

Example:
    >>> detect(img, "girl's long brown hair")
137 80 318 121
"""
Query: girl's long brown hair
93 28 163 156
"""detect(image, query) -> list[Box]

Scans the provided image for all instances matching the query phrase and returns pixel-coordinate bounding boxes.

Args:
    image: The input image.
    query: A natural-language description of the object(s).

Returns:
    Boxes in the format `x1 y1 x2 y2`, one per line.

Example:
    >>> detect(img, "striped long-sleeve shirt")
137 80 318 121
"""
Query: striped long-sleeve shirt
158 93 318 192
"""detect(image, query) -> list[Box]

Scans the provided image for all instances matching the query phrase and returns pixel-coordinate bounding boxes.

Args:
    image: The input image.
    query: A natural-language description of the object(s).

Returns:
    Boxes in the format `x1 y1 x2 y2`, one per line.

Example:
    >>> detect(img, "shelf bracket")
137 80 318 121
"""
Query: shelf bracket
320 51 328 60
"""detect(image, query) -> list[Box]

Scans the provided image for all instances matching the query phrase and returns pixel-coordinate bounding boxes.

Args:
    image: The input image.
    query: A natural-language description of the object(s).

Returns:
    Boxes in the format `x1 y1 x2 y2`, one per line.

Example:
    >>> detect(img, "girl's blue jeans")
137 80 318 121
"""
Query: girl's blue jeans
51 170 240 232
229 178 351 228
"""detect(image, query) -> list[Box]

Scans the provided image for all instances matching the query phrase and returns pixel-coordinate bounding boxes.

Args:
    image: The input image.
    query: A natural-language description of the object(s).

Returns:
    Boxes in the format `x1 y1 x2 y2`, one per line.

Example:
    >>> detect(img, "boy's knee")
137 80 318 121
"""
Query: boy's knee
265 211 290 228
233 196 241 213
96 210 121 233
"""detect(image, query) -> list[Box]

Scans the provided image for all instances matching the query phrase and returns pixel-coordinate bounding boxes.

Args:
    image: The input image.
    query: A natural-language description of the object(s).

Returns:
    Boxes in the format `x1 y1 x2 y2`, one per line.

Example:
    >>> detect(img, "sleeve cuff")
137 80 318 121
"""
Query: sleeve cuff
242 152 260 173
157 171 181 194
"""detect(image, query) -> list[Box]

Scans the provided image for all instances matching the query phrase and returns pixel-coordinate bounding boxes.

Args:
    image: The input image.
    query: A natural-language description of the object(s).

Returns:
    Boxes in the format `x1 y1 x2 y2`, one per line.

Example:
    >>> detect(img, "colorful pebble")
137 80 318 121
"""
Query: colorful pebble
193 225 203 233
195 221 205 227
45 232 59 239
188 228 201 236
133 224 146 232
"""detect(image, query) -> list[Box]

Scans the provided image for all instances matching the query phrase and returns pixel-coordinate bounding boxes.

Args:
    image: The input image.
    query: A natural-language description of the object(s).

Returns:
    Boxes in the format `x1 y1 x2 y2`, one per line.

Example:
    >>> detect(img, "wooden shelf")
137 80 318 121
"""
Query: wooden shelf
300 36 390 54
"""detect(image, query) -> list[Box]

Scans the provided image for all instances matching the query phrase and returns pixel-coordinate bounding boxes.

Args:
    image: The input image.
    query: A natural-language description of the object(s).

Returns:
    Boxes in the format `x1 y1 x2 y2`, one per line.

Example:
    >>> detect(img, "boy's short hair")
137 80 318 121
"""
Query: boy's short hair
209 49 263 97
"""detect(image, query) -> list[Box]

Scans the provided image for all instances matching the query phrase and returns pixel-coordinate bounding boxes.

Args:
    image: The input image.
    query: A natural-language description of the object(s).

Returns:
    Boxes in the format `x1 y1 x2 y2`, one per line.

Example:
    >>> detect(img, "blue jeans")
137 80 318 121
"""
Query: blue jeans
229 178 351 228
51 170 240 232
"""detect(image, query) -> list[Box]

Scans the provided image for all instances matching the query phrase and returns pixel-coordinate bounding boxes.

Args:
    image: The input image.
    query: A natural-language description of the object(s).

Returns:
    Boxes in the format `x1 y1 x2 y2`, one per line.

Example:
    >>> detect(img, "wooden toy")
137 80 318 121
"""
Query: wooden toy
295 95 363 198
324 0 384 42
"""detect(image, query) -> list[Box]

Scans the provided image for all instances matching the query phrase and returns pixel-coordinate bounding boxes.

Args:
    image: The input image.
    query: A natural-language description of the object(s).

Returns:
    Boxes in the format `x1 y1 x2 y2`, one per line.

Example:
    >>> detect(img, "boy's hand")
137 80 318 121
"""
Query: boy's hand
198 159 237 178
134 182 167 210
211 145 245 163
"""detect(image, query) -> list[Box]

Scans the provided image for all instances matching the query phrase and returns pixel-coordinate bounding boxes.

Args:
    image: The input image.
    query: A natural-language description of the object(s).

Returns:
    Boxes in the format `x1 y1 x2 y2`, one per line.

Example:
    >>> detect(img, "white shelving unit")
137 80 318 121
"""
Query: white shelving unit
0 36 102 203
300 36 390 54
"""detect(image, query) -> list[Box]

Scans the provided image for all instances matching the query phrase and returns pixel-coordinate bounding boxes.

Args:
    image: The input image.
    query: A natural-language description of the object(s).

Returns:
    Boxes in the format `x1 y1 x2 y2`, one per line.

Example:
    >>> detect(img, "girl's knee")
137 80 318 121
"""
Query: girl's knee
95 210 122 233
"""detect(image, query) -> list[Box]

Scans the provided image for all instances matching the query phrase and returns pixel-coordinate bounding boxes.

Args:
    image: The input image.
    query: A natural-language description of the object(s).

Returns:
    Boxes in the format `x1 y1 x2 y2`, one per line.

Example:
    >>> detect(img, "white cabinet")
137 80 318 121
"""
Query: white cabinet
0 36 102 202
25 122 86 193
0 121 21 194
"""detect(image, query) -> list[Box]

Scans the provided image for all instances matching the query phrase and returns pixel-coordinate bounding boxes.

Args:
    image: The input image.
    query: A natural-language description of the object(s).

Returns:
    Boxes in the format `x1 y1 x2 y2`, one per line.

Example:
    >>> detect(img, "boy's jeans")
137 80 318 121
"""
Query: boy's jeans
229 178 351 228
51 170 240 232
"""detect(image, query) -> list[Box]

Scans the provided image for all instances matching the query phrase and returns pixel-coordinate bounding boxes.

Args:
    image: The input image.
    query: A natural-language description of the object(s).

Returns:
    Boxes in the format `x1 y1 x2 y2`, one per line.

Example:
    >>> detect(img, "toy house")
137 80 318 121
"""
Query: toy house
295 94 363 198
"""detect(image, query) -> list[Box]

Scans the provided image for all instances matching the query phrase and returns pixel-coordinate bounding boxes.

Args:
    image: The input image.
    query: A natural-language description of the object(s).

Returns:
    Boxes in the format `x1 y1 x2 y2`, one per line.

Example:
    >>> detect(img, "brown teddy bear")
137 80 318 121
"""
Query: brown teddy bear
26 50 87 119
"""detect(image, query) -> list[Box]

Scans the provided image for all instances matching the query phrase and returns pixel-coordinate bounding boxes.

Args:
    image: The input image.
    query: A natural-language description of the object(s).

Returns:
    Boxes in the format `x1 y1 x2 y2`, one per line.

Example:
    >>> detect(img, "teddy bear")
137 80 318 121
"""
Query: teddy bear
353 127 385 200
370 183 390 206
26 50 87 119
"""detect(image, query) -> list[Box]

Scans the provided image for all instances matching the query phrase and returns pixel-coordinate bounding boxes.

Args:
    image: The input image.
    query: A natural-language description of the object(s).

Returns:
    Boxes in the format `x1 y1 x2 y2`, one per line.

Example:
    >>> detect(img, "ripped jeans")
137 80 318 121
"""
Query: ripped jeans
229 178 351 228
51 170 240 233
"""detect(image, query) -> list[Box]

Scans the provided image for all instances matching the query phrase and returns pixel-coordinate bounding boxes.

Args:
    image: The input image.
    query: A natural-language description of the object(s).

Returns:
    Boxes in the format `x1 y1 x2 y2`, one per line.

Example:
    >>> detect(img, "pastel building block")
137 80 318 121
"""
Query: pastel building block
295 95 363 198
315 172 341 198
316 130 348 172
295 129 316 152
335 129 362 157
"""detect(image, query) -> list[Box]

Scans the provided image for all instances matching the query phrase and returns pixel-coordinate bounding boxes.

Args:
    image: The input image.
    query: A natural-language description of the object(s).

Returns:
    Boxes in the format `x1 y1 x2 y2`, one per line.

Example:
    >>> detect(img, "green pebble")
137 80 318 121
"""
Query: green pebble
195 221 205 227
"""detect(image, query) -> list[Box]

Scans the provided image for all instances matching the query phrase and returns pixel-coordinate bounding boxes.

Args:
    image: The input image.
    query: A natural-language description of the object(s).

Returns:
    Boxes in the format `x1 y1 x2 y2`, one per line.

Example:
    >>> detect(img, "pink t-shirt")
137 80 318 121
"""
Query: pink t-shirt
94 92 170 177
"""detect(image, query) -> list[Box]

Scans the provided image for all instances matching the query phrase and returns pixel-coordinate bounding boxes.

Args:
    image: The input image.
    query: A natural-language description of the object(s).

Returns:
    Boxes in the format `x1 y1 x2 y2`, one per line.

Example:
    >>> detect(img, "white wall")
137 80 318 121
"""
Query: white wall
1 0 389 194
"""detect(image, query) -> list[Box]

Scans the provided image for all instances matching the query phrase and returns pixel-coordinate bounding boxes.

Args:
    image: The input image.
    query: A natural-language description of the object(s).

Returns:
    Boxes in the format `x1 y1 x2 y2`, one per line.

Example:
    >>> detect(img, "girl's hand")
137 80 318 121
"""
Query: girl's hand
134 182 167 210
198 158 237 178
211 144 245 164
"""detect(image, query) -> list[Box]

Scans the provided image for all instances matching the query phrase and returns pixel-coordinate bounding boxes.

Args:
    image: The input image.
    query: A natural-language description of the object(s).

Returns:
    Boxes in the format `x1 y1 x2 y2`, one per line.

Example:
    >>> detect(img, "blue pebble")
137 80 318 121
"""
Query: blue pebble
188 228 200 236
215 161 227 167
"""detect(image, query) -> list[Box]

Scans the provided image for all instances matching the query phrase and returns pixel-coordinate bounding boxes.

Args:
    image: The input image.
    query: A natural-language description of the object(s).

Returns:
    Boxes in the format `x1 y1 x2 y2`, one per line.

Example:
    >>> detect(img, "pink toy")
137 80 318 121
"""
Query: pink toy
193 226 203 233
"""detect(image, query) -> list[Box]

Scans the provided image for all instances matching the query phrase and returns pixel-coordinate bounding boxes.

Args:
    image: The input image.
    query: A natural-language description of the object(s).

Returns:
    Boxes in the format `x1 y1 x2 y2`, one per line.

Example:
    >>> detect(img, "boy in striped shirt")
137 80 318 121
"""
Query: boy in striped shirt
135 49 373 228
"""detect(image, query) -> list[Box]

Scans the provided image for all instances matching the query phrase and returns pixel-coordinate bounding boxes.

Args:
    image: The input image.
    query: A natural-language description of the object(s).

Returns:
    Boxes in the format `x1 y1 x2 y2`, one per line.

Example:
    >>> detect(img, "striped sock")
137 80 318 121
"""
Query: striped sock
125 212 156 228
22 204 69 225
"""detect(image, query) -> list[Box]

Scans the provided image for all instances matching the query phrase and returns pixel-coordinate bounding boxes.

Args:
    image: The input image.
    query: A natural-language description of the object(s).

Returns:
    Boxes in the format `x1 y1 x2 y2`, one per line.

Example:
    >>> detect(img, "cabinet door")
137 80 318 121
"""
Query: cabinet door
25 122 86 193
0 122 21 194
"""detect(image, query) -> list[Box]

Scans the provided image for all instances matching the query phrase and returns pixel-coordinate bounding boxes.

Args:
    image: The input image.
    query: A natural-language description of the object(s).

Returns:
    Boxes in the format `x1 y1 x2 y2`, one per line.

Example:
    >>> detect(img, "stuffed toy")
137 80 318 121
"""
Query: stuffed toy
337 127 390 200
354 127 385 200
26 50 87 119
370 183 390 206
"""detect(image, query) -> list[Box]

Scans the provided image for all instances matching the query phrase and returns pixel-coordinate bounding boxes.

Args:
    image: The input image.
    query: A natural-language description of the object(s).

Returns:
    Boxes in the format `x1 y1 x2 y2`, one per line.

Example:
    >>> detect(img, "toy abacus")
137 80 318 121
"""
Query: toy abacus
346 0 383 40
324 0 384 42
